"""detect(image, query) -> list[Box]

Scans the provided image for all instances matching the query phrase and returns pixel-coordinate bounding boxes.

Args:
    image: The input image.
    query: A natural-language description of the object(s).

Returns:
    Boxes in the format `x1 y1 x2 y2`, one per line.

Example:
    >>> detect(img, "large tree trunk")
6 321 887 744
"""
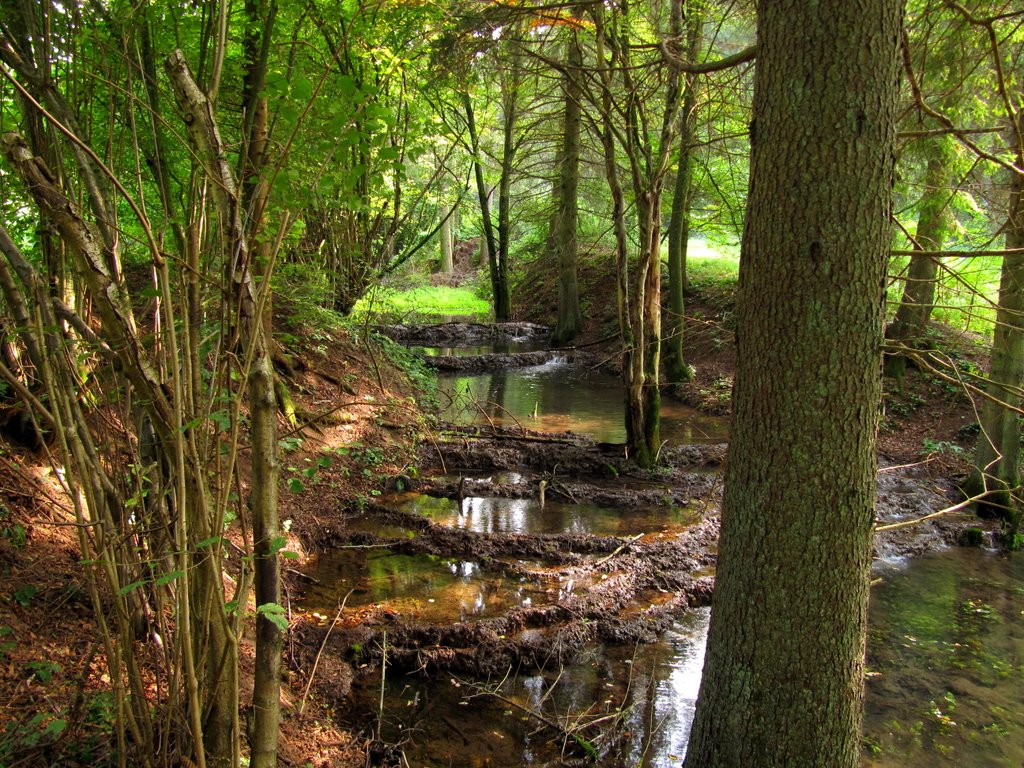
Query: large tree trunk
664 8 703 384
684 0 902 765
967 119 1024 523
551 32 584 346
885 138 950 381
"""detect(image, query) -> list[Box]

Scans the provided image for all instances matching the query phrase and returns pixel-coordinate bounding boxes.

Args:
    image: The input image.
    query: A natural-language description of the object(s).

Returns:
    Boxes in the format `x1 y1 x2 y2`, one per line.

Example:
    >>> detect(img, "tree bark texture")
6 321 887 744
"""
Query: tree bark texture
440 203 454 273
684 0 902 766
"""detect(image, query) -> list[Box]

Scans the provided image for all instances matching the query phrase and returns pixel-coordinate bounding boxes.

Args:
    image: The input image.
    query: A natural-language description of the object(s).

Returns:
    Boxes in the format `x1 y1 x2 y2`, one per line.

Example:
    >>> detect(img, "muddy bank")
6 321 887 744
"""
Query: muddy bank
423 423 726 478
420 349 600 372
376 321 550 346
294 514 718 685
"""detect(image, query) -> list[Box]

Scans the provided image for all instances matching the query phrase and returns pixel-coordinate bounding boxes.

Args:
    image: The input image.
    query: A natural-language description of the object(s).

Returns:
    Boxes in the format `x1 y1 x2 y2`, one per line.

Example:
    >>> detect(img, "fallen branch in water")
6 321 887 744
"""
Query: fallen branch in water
594 534 645 567
874 490 993 532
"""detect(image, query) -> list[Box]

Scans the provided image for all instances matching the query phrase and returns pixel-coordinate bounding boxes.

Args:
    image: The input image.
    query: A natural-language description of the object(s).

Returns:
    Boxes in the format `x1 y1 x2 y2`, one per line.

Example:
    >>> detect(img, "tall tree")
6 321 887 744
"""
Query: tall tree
664 3 704 384
885 136 951 381
590 0 687 467
967 116 1024 524
550 27 584 345
684 0 902 766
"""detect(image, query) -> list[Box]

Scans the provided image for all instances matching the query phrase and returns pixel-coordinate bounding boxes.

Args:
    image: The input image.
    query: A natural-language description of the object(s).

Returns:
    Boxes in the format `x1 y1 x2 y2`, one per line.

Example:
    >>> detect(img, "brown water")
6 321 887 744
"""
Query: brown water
297 549 556 623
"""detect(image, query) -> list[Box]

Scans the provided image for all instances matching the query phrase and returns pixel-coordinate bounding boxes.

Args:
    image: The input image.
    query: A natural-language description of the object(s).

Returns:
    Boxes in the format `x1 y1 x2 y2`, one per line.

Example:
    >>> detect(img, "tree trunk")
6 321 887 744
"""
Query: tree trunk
885 138 949 381
439 203 454 273
167 50 282 768
967 118 1024 522
463 91 507 319
664 8 703 384
684 0 902 765
495 68 517 322
551 32 584 346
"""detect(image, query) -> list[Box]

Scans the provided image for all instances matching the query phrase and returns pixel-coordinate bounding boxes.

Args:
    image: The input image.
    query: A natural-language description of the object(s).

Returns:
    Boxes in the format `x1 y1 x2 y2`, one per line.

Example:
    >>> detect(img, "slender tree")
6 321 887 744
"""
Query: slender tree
664 3 704 384
684 0 903 766
885 137 951 381
550 27 584 345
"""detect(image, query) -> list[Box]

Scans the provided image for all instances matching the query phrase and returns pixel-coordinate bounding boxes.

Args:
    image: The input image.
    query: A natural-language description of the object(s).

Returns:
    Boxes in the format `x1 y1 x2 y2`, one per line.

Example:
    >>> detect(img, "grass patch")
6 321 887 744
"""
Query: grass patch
353 286 491 323
686 240 740 288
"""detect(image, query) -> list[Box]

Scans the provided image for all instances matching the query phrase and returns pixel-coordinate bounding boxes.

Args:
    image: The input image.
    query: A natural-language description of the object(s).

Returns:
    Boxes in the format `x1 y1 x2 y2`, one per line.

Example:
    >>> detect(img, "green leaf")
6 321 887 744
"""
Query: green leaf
155 570 184 587
292 75 314 101
256 602 289 632
269 535 287 554
43 718 67 738
119 580 146 596
288 477 305 494
197 536 223 549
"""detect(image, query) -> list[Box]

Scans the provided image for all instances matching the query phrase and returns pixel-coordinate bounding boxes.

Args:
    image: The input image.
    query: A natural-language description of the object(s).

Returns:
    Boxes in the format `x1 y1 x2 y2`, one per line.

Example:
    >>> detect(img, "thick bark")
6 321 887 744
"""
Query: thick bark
551 33 584 346
664 9 703 384
885 139 949 380
684 1 902 766
967 122 1024 521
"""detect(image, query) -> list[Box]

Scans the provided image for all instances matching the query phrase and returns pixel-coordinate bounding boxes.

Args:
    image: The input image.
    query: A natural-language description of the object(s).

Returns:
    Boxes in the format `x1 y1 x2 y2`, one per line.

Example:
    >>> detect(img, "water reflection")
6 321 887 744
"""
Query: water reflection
298 550 540 622
399 493 700 537
438 363 728 445
410 339 545 356
616 550 1024 766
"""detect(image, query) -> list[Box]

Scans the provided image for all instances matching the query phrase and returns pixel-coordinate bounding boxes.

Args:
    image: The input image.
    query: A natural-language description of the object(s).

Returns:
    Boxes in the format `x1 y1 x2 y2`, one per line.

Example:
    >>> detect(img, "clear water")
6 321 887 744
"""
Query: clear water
863 550 1024 766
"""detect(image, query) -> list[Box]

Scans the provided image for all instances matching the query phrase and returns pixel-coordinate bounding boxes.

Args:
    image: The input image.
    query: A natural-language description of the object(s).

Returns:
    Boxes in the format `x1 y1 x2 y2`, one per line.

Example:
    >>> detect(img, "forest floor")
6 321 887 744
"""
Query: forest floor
0 265 998 766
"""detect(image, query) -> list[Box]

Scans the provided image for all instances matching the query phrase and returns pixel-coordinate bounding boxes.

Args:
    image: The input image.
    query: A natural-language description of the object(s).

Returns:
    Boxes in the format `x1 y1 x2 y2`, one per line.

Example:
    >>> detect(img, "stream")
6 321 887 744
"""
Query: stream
301 330 1022 766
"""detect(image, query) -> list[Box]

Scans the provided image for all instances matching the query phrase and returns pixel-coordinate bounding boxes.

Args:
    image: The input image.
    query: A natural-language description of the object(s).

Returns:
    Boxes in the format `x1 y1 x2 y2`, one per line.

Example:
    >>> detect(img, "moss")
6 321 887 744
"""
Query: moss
957 527 985 547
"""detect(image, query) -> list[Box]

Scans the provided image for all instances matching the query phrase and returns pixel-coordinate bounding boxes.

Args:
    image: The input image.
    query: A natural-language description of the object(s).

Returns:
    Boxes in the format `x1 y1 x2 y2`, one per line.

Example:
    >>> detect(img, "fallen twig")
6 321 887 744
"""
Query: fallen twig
298 589 354 716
